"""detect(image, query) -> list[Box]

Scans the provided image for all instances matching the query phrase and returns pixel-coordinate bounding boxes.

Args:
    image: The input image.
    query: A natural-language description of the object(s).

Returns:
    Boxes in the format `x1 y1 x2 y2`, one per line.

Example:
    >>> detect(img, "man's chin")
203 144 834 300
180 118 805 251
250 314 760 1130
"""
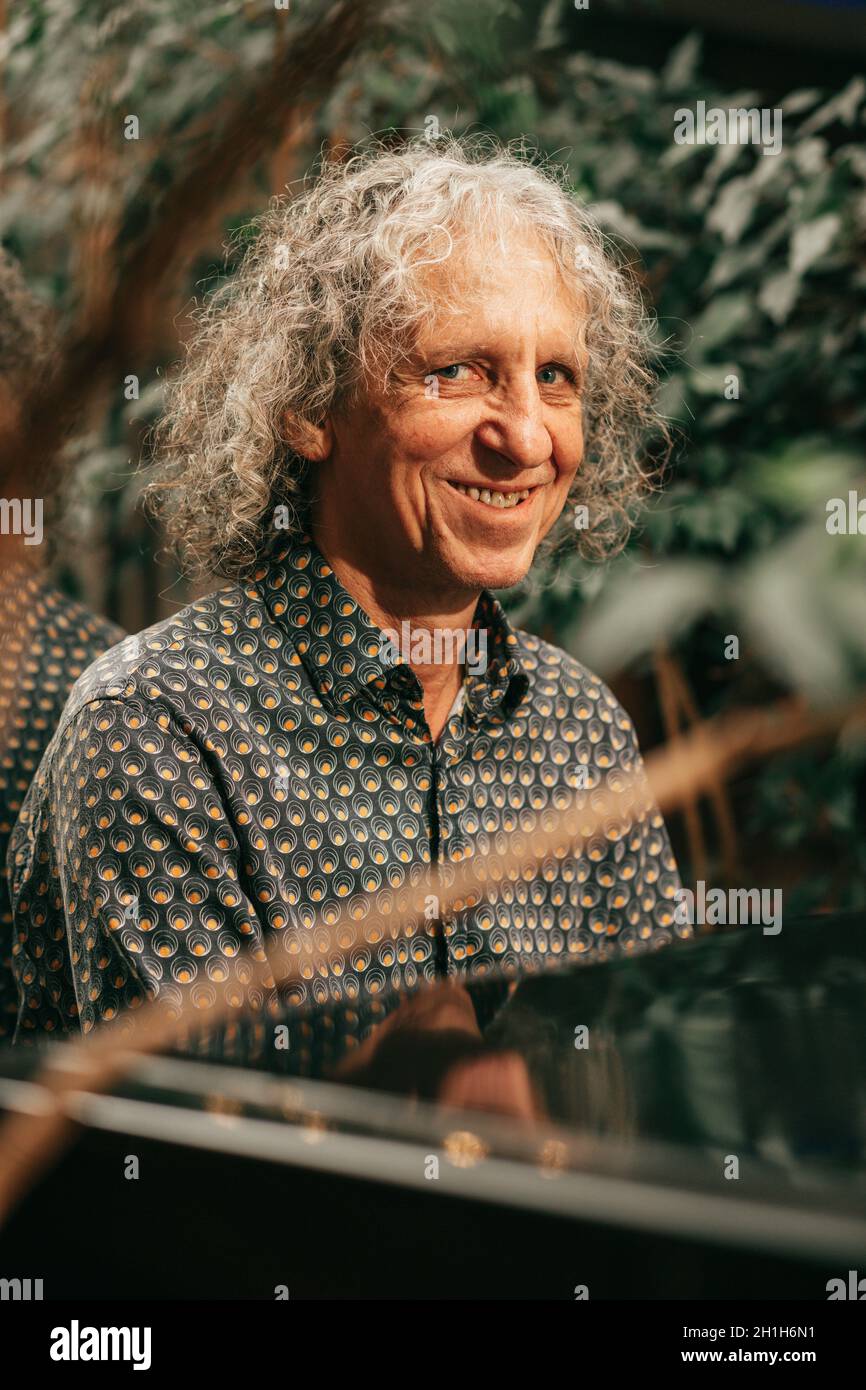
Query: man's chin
439 546 536 594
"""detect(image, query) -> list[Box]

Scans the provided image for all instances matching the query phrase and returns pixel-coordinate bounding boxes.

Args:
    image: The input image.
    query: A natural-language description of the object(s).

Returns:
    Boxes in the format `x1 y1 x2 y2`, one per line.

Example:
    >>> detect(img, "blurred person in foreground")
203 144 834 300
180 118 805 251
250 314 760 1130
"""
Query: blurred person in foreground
7 137 688 1101
0 247 124 1040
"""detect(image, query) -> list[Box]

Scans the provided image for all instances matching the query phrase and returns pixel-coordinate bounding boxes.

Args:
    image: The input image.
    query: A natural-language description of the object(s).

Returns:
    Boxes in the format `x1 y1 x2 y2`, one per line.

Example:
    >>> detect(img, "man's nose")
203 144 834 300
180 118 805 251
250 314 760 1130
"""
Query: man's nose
473 376 552 471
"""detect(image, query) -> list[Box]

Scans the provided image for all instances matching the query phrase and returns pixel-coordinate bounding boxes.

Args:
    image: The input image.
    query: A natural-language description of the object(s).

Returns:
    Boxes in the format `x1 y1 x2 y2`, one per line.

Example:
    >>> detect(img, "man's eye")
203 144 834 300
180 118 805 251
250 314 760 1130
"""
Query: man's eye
434 363 474 381
537 364 574 385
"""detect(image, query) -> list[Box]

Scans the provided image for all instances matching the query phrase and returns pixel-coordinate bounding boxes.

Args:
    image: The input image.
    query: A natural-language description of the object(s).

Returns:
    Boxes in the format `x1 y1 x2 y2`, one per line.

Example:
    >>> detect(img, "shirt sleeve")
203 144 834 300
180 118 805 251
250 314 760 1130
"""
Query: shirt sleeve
9 696 280 1059
581 684 687 959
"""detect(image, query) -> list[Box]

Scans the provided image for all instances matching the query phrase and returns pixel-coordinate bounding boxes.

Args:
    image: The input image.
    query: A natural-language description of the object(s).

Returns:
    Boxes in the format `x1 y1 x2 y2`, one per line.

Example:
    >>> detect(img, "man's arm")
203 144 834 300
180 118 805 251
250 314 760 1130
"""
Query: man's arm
582 689 686 956
10 697 276 1055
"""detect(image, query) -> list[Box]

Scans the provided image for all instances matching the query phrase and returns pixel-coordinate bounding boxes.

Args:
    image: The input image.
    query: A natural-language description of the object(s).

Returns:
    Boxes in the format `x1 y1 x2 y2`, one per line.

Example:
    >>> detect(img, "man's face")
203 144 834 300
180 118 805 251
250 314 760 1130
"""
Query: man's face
309 232 586 601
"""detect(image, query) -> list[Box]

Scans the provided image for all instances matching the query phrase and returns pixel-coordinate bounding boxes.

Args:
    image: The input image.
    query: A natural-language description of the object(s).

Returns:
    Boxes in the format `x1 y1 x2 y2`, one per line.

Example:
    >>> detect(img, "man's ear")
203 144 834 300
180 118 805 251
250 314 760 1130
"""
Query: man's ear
283 412 333 462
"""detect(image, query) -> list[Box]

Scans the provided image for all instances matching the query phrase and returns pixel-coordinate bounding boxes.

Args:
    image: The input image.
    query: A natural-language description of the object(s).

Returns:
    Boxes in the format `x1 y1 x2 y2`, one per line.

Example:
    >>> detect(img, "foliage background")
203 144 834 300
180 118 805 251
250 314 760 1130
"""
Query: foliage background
2 0 865 910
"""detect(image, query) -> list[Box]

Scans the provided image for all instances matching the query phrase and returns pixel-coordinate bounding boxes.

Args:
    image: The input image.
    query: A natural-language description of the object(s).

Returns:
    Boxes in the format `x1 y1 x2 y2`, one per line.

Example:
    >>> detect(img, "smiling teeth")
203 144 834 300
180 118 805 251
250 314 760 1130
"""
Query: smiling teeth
451 484 531 509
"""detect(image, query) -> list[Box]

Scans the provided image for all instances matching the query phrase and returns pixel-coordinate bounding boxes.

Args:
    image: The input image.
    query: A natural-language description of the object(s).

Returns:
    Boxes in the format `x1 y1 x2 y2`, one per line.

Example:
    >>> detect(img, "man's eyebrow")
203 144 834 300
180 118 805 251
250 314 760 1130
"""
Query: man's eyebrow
549 346 584 372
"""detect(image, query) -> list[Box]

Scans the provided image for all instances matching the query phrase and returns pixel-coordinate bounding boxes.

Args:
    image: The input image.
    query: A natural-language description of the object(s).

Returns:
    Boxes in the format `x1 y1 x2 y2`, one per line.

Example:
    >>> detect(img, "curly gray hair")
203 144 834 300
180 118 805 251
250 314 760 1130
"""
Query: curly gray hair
145 134 665 580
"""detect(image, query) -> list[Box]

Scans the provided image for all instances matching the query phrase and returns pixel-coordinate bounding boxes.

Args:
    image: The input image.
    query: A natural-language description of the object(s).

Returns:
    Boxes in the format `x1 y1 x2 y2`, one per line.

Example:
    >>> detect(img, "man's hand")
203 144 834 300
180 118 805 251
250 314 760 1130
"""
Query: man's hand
332 981 538 1122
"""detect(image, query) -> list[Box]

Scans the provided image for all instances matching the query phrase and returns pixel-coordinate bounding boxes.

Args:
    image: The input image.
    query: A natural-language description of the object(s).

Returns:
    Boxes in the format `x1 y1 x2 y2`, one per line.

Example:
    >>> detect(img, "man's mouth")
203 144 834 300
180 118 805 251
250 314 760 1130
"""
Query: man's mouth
447 481 536 511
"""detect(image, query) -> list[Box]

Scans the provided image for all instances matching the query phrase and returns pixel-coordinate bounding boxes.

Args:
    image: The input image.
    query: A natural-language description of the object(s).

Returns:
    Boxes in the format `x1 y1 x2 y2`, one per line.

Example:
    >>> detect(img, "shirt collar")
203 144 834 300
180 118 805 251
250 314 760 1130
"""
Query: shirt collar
255 530 529 726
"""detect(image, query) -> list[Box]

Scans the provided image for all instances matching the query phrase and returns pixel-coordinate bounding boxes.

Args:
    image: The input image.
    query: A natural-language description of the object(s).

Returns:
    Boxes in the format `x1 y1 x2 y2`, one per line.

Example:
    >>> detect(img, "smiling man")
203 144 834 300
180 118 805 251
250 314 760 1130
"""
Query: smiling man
7 137 688 1068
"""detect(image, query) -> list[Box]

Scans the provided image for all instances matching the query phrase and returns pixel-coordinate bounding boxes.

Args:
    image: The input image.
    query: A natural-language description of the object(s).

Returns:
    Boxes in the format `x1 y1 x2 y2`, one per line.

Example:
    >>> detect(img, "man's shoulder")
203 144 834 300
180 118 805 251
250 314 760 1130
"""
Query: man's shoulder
5 582 257 888
58 577 264 728
511 626 638 737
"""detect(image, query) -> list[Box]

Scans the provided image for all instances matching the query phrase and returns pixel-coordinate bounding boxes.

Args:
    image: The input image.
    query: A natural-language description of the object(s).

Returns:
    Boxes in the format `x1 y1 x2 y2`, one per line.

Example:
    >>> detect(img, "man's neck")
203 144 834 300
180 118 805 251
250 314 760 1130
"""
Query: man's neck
309 527 478 743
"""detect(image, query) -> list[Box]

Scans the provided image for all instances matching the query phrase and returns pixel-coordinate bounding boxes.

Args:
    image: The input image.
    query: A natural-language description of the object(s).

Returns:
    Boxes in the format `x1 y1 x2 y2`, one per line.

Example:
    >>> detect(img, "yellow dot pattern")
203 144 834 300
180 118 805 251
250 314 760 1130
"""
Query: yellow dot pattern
6 535 687 1067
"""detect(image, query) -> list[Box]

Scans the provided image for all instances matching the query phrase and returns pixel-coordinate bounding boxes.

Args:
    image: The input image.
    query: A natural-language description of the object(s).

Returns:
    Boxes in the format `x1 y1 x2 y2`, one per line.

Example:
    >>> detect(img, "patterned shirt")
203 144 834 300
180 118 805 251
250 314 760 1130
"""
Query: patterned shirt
6 533 688 1069
0 561 124 1039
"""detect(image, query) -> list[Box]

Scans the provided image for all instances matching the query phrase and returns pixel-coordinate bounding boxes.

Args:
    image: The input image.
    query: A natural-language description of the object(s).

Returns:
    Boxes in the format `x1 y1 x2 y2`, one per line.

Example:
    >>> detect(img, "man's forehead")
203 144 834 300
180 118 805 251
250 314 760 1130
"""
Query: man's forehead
419 229 564 290
410 286 586 356
414 236 586 333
